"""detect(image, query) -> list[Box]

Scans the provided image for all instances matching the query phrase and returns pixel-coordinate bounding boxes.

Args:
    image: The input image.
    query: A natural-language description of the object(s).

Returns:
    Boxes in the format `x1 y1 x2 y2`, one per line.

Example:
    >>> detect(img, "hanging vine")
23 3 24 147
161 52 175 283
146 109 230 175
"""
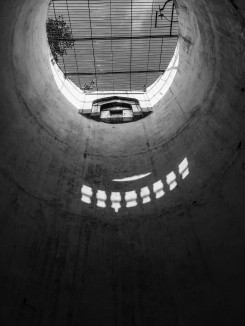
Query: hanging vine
46 15 74 63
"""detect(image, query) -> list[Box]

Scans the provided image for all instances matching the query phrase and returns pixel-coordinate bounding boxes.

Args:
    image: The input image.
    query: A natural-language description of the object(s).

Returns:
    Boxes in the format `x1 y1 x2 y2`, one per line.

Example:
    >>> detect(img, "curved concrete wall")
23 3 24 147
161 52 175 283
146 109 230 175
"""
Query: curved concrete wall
0 0 245 324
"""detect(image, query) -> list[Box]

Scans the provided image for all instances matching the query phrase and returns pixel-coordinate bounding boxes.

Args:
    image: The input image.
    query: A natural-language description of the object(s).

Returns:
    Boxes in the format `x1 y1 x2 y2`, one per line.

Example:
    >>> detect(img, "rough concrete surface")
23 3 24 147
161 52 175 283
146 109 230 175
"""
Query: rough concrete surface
0 0 245 325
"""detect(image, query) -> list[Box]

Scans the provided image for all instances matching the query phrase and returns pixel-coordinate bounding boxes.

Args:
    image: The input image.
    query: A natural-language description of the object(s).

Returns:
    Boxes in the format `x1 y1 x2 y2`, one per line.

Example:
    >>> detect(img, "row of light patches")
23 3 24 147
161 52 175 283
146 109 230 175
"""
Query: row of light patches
81 158 189 213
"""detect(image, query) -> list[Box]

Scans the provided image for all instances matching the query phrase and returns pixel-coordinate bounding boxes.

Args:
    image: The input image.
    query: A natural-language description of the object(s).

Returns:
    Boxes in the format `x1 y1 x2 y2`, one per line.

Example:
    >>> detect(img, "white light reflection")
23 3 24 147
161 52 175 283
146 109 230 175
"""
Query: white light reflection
125 190 138 208
111 192 121 213
81 185 93 204
113 173 152 182
179 158 189 179
153 180 165 199
140 187 151 204
166 172 177 191
96 190 107 208
50 44 179 113
80 156 190 211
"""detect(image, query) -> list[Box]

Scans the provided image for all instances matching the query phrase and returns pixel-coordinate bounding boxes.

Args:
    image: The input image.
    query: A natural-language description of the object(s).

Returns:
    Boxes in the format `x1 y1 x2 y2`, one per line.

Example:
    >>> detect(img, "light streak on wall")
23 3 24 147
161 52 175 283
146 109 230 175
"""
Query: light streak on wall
113 172 151 182
80 157 190 213
96 190 107 208
179 157 189 179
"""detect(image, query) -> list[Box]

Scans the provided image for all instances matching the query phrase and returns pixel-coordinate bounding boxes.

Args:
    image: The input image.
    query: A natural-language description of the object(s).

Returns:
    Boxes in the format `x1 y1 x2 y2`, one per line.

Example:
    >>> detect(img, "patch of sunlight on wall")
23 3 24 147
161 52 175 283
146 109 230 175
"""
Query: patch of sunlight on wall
111 192 122 213
153 180 165 199
179 158 189 179
140 187 151 204
96 190 107 208
81 185 93 204
125 190 138 208
166 172 177 191
80 157 190 213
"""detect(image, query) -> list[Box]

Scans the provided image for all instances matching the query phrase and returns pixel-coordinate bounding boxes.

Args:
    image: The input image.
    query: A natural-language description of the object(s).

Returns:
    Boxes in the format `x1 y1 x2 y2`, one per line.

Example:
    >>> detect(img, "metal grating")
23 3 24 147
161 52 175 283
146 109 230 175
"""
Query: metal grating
48 0 179 92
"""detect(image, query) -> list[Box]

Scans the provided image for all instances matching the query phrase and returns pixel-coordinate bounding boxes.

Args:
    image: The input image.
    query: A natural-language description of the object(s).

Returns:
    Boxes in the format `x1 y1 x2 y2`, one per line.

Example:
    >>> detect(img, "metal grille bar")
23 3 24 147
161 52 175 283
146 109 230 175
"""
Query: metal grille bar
49 34 178 42
65 69 165 76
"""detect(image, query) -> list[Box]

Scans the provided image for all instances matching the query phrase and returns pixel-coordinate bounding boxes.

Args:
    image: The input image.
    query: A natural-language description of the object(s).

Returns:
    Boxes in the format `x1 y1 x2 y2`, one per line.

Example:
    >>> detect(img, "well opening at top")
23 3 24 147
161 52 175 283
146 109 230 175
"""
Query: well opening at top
47 0 179 93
